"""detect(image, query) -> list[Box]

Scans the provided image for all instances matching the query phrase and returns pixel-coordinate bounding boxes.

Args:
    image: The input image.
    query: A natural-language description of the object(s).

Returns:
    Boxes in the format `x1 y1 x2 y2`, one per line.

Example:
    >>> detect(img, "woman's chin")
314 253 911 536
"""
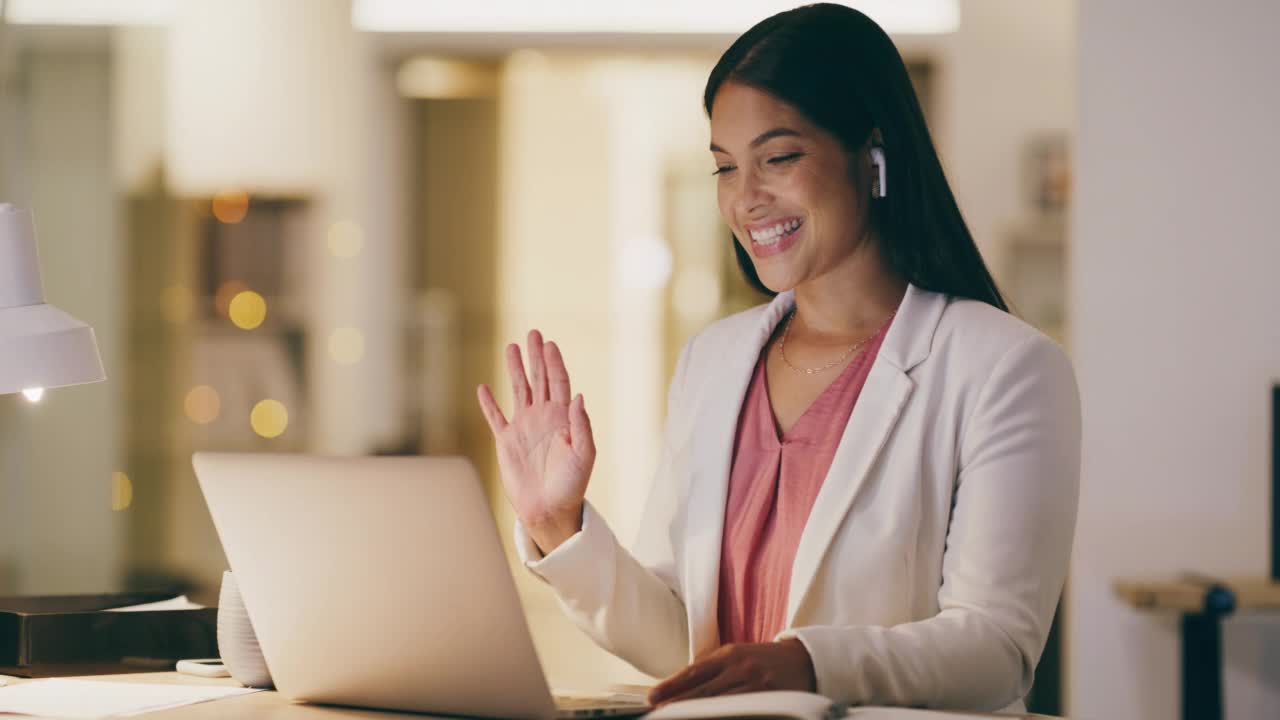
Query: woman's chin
752 267 800 295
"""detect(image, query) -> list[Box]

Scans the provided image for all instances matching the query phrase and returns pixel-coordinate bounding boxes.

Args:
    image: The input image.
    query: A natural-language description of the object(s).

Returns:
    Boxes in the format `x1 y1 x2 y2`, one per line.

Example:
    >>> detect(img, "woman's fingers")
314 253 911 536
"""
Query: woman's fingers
568 394 595 460
527 330 549 403
545 341 572 404
505 343 532 408
650 653 726 705
476 384 508 434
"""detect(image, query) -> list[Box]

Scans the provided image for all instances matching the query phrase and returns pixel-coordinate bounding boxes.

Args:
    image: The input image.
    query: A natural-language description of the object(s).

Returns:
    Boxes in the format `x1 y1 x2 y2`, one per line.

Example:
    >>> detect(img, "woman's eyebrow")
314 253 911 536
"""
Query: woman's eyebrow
709 127 803 153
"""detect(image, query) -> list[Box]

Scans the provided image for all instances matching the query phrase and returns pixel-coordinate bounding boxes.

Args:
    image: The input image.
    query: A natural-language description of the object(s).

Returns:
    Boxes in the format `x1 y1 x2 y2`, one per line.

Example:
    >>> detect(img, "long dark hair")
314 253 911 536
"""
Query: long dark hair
705 3 1008 311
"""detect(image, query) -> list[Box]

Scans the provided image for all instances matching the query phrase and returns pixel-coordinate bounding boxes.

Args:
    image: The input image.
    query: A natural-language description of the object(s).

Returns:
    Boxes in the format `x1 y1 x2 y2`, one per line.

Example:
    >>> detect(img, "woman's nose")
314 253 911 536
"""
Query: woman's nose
736 167 773 217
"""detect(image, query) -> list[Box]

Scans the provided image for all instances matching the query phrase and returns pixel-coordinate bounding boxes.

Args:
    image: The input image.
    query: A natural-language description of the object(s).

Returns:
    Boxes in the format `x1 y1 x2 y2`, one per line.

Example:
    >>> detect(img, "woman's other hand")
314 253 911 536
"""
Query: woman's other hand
648 640 817 706
477 330 595 555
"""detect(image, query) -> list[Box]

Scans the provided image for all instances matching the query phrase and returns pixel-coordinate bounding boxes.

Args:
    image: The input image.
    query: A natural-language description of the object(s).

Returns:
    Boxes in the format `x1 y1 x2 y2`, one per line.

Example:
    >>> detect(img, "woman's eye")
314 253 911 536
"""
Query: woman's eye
767 152 804 165
712 164 736 176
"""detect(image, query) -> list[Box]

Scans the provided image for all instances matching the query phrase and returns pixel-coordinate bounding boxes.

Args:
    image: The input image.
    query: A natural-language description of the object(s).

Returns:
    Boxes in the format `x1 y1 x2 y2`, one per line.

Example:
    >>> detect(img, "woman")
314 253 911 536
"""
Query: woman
477 4 1080 713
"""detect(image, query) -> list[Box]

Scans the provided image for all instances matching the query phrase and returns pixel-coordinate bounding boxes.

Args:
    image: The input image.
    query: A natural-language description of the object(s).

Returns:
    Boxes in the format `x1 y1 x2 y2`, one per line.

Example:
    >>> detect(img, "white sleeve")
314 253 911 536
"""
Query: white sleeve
510 338 700 679
778 334 1081 711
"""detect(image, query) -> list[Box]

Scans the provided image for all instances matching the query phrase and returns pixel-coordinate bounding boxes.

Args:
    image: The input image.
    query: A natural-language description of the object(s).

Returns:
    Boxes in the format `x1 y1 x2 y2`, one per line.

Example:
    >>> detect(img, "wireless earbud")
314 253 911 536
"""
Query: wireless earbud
870 147 887 198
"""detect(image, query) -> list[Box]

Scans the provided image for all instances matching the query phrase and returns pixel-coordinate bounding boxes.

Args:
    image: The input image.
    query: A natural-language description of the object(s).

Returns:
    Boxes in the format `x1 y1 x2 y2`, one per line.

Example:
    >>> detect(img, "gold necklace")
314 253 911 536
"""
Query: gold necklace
778 310 894 375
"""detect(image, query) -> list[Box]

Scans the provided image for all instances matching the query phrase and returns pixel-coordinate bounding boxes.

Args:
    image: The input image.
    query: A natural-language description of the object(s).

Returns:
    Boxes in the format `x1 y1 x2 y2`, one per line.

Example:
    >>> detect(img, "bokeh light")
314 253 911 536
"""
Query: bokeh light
328 220 365 259
211 189 250 224
111 472 133 512
21 387 44 403
228 290 267 330
160 284 195 325
214 280 248 318
184 385 221 425
250 399 289 439
328 327 365 365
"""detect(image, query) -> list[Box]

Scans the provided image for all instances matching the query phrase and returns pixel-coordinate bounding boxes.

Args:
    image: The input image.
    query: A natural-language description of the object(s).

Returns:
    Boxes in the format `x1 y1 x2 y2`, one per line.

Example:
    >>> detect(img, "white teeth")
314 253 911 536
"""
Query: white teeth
750 219 802 244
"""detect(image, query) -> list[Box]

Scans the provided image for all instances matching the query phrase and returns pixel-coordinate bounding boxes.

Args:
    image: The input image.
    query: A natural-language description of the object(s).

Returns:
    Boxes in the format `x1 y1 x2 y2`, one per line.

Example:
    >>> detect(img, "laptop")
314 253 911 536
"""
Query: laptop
192 452 651 719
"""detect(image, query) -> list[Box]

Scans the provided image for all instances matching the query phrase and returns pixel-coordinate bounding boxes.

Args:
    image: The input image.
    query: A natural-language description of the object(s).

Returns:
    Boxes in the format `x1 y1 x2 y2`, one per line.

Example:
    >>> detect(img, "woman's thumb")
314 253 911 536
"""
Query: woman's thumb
568 394 595 458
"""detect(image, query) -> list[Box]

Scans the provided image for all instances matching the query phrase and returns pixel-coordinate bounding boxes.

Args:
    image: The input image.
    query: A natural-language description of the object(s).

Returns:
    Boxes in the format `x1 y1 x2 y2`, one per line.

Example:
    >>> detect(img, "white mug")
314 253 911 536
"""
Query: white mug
217 571 274 689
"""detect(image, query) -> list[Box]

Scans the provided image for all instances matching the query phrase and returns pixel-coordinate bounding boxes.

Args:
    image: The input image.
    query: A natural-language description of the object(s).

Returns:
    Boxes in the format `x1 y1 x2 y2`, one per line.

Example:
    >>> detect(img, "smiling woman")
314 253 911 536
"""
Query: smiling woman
479 3 1080 715
704 6 1005 313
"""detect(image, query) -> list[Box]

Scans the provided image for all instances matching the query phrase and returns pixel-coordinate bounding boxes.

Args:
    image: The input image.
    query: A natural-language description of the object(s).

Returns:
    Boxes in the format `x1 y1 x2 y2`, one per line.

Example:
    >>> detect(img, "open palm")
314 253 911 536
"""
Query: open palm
477 330 595 552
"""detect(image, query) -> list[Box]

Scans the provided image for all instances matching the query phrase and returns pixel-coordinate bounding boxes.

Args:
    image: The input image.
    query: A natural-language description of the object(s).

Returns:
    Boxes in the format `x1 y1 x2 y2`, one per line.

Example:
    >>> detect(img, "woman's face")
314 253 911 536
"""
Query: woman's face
709 81 872 294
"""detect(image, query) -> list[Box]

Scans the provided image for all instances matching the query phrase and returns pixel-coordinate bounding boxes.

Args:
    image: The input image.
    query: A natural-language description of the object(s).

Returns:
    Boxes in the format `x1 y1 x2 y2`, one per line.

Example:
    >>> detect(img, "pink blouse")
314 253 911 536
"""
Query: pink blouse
716 316 890 645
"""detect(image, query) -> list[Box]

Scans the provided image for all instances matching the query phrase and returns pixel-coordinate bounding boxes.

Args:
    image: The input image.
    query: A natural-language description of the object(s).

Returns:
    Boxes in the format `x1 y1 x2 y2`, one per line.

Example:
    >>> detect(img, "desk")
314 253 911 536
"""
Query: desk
1115 577 1280 720
5 673 461 719
2 672 1065 719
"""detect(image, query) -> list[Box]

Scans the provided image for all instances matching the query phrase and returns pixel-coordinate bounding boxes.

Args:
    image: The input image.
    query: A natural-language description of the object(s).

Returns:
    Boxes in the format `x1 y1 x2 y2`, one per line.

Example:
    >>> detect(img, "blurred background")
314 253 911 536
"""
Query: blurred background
0 1 1275 718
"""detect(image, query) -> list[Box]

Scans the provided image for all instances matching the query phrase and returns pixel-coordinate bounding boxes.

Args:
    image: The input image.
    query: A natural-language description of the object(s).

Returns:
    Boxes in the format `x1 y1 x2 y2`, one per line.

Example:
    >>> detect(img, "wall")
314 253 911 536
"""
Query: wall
1070 1 1280 717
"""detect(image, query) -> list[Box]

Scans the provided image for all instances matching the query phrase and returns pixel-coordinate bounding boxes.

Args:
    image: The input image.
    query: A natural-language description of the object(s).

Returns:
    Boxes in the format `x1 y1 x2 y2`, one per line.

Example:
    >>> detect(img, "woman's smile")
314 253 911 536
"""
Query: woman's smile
745 216 805 258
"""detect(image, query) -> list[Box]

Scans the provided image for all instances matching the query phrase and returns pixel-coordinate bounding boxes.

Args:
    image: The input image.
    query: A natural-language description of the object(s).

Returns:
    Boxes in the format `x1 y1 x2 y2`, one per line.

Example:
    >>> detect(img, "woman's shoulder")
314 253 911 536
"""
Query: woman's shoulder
669 300 775 383
700 300 775 341
928 294 1075 388
938 295 1046 347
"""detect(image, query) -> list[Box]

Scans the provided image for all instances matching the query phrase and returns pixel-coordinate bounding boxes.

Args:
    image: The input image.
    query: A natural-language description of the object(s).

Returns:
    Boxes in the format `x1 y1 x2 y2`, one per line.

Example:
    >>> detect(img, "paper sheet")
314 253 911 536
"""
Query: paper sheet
0 678 259 719
103 596 205 612
847 709 1004 719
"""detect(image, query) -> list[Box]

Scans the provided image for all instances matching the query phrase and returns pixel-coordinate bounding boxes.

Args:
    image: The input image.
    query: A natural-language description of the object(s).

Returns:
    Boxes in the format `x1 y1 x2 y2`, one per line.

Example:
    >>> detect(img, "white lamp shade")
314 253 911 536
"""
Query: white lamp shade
164 0 347 195
0 204 106 395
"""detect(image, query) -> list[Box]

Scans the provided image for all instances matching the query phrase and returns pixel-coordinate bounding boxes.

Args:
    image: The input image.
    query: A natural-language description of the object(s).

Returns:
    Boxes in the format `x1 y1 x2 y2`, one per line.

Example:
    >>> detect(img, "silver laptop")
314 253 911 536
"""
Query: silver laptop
193 452 650 719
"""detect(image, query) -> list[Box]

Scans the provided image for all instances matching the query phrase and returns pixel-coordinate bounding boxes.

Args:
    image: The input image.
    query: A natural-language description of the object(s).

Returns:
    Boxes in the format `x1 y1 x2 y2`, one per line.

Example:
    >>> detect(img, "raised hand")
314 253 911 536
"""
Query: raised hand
477 330 595 555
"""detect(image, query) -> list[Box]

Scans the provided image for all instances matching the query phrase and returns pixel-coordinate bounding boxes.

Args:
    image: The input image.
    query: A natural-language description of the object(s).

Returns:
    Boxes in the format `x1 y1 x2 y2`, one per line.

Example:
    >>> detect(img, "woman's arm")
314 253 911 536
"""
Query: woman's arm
778 333 1081 710
512 338 700 679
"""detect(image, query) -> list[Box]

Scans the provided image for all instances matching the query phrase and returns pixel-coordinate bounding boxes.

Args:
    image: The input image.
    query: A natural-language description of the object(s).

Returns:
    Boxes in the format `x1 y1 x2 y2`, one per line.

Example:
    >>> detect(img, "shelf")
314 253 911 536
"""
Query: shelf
1114 577 1280 612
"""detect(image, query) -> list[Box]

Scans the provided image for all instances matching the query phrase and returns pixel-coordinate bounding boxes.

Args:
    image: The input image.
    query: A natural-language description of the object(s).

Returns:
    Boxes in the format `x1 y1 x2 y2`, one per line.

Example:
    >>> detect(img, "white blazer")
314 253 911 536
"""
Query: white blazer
514 284 1081 713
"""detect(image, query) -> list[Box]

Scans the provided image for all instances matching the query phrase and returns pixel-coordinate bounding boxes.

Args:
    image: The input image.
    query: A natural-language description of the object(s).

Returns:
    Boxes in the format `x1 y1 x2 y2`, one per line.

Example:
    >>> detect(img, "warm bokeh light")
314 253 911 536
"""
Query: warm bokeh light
21 387 44 403
111 471 133 512
184 385 221 425
228 290 267 330
328 327 365 365
250 399 289 439
160 284 195 325
214 280 248 318
327 220 365 259
396 57 497 99
211 189 250 224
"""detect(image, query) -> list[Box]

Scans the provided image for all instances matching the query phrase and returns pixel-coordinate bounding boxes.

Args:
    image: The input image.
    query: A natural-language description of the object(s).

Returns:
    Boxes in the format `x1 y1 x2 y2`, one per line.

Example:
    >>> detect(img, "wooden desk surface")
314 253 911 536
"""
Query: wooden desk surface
1114 577 1280 612
1 672 1064 719
2 673 459 719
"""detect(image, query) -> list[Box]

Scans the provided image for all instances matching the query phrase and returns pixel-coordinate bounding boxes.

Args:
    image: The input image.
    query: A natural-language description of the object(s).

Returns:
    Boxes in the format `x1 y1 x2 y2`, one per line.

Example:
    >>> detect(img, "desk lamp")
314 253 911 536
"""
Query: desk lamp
0 203 105 399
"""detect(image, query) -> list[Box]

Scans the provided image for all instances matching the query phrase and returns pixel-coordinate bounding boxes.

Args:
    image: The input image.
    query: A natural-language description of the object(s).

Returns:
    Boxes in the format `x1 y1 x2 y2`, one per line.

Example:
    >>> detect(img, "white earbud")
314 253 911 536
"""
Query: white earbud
869 147 886 198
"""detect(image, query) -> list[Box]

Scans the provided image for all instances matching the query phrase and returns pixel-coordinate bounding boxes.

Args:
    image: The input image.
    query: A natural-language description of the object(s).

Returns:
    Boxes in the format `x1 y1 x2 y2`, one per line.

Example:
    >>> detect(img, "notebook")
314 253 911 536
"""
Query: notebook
645 691 1008 720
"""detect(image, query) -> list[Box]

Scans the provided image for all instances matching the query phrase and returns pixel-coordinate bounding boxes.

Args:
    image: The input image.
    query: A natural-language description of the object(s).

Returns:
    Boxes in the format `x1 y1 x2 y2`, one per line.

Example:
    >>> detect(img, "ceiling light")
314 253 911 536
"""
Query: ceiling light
353 0 958 35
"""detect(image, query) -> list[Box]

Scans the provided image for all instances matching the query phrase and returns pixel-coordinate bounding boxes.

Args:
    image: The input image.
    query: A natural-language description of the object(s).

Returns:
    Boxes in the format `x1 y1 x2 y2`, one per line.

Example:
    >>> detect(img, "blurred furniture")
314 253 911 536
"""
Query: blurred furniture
1114 577 1280 720
0 593 216 677
1115 386 1280 720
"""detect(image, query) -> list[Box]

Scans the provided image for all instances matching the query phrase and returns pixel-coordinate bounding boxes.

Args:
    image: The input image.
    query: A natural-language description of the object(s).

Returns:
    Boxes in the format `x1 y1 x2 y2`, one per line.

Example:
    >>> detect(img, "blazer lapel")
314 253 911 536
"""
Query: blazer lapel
784 361 913 626
784 284 947 626
682 291 794 657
